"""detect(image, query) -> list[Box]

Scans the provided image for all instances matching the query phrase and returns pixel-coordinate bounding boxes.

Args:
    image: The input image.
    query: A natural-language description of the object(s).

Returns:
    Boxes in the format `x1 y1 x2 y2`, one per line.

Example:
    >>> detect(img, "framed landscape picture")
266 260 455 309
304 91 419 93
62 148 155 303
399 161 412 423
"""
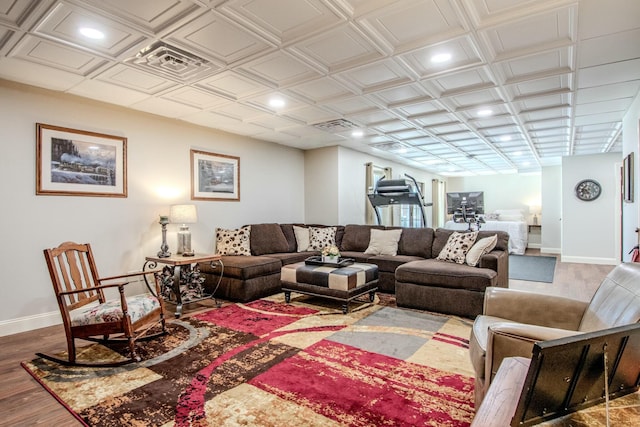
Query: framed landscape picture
191 149 240 201
36 123 127 197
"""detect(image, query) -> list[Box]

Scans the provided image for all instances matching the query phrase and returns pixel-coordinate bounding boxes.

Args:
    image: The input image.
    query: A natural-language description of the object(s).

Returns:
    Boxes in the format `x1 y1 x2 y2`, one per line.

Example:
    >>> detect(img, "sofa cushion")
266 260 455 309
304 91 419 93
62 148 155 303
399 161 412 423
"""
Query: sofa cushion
396 259 497 292
393 227 434 258
436 231 478 264
250 223 290 255
293 225 311 252
364 229 403 256
466 234 498 267
308 226 337 251
341 224 384 252
279 224 300 253
216 226 251 256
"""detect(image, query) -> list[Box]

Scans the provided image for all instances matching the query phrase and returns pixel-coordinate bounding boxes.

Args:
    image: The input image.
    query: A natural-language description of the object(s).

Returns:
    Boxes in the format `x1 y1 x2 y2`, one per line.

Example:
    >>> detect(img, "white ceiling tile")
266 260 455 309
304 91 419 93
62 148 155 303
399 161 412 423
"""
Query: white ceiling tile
219 0 345 44
333 58 412 93
287 23 384 73
0 56 84 90
160 86 230 108
400 35 484 80
9 35 108 75
130 95 200 117
285 77 354 103
575 101 631 117
33 2 146 57
68 79 150 106
96 64 178 93
427 66 495 96
166 11 273 65
282 105 339 124
498 48 573 84
577 81 640 104
80 0 203 33
236 50 322 87
358 0 466 53
247 114 302 130
578 58 640 88
195 70 270 100
578 0 640 39
321 95 378 115
578 28 640 68
481 7 576 61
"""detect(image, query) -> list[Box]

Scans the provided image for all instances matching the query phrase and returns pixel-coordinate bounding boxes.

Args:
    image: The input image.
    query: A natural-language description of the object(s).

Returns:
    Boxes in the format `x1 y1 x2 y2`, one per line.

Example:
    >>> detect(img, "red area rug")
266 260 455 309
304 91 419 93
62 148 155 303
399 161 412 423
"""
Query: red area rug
22 295 475 426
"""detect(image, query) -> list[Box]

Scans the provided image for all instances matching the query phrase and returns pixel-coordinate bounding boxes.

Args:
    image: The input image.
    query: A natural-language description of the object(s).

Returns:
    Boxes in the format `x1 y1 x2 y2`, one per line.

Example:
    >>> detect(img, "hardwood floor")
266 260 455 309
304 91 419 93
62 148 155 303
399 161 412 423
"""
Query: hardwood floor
0 254 616 426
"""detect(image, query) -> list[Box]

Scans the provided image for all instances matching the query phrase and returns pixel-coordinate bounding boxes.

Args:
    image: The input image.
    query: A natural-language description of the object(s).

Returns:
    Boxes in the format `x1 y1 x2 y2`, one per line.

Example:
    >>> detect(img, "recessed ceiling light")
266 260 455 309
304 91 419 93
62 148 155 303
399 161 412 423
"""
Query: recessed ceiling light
499 135 511 142
79 27 105 40
351 129 364 138
269 98 285 108
431 53 452 63
477 109 493 117
514 151 523 156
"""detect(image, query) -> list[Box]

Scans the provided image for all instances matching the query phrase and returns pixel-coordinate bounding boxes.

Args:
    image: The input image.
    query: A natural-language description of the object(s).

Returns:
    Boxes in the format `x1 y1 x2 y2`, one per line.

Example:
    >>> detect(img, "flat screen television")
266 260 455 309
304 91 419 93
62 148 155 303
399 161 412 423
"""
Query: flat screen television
446 191 484 215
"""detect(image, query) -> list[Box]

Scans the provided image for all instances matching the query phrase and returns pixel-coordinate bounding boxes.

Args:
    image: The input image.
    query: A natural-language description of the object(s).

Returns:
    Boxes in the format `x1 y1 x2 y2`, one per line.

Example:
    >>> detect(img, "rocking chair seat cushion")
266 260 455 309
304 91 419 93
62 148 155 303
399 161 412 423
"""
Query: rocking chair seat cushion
70 293 161 327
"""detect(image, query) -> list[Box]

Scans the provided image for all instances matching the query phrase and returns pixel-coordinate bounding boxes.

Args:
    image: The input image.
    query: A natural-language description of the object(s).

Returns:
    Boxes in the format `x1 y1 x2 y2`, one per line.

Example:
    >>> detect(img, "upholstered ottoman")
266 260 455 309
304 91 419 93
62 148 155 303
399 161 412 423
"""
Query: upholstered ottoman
281 262 378 313
395 259 498 318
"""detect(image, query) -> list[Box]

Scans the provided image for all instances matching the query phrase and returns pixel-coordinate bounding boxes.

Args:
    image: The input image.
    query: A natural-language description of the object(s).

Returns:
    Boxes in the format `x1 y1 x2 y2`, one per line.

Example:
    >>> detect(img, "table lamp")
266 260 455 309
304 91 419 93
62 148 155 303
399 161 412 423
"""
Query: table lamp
530 205 541 225
170 204 198 256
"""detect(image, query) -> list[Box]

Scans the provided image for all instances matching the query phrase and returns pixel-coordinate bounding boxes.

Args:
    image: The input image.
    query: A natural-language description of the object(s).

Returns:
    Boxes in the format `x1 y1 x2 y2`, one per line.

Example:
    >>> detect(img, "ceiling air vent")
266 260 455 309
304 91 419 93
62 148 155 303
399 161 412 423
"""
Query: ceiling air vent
130 42 214 80
313 118 359 133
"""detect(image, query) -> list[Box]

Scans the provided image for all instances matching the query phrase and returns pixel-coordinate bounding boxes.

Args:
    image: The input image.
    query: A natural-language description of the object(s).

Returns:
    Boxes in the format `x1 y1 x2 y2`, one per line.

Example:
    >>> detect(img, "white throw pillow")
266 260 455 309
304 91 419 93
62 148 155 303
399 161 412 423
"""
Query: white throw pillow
308 227 337 251
436 231 478 264
466 234 498 267
364 229 403 256
293 225 310 252
215 226 251 256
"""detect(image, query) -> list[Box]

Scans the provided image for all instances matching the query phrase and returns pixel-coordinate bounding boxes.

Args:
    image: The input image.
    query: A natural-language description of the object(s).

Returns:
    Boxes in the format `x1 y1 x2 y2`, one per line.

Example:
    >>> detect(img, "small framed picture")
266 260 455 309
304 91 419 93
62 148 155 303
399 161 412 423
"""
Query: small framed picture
36 123 127 197
191 149 240 201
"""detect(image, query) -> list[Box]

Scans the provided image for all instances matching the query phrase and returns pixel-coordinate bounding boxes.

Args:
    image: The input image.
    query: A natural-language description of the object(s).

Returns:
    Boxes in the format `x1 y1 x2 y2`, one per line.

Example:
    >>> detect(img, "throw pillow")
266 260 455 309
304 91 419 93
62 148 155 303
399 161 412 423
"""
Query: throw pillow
466 234 498 267
364 229 403 256
215 226 251 256
436 231 478 264
250 223 289 255
293 225 310 252
308 226 337 251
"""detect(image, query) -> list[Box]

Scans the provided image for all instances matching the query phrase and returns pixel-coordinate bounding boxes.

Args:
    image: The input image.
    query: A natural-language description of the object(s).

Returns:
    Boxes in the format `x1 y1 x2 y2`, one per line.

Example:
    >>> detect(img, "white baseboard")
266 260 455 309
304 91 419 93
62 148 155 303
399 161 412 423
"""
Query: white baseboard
527 243 541 249
541 247 561 254
560 255 618 265
0 311 61 337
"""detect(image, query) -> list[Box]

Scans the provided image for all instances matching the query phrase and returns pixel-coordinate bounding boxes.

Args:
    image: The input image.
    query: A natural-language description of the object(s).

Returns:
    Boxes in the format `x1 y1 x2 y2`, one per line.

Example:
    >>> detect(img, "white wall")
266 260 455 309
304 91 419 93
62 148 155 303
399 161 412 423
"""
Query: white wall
447 173 541 219
304 147 339 224
622 91 640 261
541 166 562 253
562 153 620 264
307 146 446 227
0 80 305 335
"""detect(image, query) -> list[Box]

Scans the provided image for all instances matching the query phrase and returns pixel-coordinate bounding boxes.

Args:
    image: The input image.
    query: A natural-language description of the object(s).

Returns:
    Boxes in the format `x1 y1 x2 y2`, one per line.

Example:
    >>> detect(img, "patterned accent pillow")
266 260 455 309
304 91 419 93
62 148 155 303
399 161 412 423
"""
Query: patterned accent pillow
436 231 478 264
308 226 337 251
215 226 251 256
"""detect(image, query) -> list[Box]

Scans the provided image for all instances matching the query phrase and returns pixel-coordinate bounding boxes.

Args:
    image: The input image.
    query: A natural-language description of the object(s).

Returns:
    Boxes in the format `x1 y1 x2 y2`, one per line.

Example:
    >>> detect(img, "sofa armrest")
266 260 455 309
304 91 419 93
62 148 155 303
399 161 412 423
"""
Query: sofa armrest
484 287 588 330
479 250 508 288
485 322 581 386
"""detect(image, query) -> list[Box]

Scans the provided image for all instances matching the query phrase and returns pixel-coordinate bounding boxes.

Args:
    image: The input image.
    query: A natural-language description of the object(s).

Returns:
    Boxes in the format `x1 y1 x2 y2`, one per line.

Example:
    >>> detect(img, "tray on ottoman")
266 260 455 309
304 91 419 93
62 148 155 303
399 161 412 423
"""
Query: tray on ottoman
281 261 378 313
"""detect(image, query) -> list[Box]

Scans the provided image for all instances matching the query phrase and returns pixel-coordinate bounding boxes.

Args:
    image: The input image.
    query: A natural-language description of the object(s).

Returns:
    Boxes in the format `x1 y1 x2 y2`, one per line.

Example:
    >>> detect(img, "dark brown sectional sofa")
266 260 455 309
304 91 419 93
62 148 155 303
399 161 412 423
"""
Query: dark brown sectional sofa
198 223 509 318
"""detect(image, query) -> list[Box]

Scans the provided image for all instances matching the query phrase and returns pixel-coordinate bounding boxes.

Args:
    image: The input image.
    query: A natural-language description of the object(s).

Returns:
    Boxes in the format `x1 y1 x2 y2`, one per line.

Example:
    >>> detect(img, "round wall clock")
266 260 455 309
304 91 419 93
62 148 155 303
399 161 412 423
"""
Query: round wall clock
575 179 601 201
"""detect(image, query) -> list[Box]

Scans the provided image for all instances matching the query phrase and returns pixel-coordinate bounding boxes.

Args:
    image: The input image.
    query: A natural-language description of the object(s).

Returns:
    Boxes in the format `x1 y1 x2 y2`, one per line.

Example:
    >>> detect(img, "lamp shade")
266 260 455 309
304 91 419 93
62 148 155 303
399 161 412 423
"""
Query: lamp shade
170 204 197 224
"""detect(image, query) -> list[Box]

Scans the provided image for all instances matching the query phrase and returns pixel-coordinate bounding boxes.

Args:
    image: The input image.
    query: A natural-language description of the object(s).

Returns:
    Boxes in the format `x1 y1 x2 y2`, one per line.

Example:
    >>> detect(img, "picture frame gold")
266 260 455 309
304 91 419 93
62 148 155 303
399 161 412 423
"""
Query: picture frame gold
36 123 127 197
190 149 240 201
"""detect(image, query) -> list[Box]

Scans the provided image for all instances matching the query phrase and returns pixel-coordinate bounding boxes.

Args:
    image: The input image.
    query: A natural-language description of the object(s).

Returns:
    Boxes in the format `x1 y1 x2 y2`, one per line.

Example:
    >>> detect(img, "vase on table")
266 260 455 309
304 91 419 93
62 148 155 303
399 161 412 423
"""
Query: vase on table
323 255 339 263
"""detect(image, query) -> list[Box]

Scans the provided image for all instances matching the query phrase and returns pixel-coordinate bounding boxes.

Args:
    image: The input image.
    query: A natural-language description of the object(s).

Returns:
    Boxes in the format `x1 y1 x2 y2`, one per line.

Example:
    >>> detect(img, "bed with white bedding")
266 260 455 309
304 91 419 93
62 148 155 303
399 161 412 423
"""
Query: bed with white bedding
443 209 529 254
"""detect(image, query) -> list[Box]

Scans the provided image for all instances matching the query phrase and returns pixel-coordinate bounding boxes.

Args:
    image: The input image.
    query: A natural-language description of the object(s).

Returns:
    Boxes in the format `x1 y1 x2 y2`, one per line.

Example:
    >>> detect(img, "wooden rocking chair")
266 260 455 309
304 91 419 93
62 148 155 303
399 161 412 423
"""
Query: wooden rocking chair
39 241 167 367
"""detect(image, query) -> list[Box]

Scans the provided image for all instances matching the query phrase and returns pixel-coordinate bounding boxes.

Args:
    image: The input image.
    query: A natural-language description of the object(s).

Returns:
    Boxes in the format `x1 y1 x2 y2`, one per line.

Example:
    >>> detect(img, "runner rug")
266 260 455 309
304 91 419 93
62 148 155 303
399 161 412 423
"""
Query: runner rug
21 294 475 427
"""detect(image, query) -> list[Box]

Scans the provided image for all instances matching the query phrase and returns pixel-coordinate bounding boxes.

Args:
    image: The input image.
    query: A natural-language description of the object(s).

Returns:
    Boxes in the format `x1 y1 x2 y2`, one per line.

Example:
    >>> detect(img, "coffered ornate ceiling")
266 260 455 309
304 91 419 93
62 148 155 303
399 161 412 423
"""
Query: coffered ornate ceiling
1 0 639 175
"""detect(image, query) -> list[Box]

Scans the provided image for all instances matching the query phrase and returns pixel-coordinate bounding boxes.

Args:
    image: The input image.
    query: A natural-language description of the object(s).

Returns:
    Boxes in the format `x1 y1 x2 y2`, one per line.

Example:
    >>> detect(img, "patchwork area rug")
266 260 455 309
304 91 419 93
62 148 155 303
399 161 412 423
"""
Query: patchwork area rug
22 294 475 426
509 254 557 283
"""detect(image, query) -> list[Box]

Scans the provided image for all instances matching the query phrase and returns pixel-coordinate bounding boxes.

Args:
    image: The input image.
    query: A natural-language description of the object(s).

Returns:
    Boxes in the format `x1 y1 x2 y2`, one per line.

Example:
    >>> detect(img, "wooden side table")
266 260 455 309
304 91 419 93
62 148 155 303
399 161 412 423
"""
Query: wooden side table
143 253 223 317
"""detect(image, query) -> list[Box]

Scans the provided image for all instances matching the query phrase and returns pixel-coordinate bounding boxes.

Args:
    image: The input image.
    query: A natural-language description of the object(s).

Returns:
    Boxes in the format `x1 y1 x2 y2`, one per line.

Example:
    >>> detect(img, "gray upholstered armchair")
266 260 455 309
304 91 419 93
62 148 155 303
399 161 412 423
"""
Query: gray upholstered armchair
469 262 640 407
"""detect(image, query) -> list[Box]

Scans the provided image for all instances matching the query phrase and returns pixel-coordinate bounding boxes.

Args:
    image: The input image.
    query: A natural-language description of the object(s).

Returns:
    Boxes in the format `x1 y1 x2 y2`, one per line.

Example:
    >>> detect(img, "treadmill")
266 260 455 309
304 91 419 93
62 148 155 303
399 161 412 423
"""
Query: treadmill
367 174 431 227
